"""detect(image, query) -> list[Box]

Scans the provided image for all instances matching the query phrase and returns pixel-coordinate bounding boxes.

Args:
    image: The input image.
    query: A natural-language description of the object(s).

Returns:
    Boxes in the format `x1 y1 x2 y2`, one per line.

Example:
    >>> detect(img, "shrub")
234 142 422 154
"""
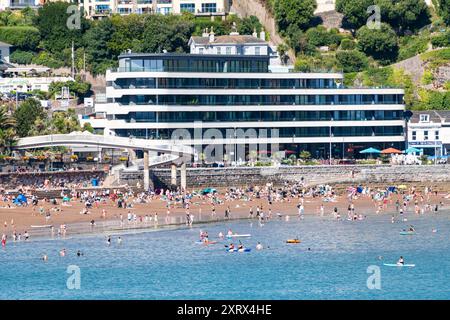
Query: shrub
340 38 355 50
31 51 65 69
336 50 369 72
9 50 33 64
0 26 40 51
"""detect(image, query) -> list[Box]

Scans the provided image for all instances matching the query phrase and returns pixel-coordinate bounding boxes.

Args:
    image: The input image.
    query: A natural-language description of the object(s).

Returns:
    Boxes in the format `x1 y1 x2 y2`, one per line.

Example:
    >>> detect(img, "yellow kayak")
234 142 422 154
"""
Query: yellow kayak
286 239 301 244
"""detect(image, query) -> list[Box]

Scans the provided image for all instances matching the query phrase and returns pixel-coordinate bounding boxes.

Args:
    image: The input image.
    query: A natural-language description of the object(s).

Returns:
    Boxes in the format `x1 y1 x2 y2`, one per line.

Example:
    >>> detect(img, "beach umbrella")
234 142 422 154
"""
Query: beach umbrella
404 147 422 154
359 147 381 154
381 147 402 154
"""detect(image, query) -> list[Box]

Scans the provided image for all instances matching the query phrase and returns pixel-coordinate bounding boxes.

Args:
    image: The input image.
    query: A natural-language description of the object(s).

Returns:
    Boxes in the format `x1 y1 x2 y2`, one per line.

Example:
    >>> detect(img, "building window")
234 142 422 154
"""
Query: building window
180 3 195 13
255 47 260 55
199 48 204 54
412 131 416 141
435 130 439 140
419 114 429 123
226 47 231 55
201 3 217 12
217 47 221 55
424 130 428 141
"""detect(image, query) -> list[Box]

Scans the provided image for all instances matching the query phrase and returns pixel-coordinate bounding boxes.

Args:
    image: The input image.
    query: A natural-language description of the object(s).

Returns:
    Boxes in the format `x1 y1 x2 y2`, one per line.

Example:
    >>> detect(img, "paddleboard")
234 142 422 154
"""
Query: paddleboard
227 248 251 252
399 231 416 235
383 263 415 267
226 234 251 238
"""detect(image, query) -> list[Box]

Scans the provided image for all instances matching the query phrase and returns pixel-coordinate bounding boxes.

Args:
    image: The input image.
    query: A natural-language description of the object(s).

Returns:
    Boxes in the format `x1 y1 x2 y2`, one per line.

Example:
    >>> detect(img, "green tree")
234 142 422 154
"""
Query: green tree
10 50 34 64
390 0 430 33
336 0 372 30
84 18 116 75
306 26 343 47
356 23 399 64
0 26 40 51
0 106 17 153
49 78 91 99
49 109 81 134
14 98 45 137
437 0 450 25
33 2 88 54
288 30 316 55
238 16 263 35
141 15 194 53
274 0 317 36
108 14 145 56
336 50 369 72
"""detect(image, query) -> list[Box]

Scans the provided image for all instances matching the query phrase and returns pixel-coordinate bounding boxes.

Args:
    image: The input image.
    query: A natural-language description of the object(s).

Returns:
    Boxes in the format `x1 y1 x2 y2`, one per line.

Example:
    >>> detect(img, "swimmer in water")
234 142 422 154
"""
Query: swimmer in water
59 249 66 257
76 250 83 257
256 242 263 250
107 236 111 245
42 254 48 261
117 236 122 245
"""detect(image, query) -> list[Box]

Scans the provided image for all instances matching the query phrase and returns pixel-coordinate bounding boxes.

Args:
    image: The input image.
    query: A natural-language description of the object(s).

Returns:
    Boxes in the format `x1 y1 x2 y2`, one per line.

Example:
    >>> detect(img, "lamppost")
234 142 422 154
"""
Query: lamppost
329 125 332 165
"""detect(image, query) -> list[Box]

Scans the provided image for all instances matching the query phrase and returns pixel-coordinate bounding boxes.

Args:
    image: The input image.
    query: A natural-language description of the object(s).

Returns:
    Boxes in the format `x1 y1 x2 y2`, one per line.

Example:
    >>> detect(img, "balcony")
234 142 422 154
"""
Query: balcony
9 0 39 8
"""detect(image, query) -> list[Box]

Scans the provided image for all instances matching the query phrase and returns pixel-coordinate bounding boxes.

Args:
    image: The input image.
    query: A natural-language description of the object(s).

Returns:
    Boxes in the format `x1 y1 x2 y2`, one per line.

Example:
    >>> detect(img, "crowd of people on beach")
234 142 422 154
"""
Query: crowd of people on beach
1 173 449 252
0 171 105 192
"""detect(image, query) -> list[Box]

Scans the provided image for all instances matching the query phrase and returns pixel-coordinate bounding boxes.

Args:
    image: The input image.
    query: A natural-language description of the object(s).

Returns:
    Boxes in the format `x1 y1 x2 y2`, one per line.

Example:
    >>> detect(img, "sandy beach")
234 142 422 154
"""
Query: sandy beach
1 181 450 239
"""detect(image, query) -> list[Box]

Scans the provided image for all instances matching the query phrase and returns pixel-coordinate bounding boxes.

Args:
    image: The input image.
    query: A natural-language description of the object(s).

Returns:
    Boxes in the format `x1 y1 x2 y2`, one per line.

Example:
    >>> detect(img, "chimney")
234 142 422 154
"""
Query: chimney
202 28 209 38
229 21 239 35
260 28 266 41
252 28 257 38
209 26 215 43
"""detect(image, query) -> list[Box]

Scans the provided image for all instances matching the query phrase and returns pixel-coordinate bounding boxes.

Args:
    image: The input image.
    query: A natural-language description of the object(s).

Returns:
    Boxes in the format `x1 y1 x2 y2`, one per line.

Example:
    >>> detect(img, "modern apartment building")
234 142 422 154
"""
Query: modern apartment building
80 0 229 19
82 30 406 162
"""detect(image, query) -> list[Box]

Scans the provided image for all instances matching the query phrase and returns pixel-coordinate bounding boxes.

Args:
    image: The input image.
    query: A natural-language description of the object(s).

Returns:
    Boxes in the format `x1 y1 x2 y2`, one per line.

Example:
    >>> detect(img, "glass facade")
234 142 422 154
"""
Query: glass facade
180 3 195 12
110 77 338 89
118 55 269 73
114 126 404 140
111 94 404 106
114 110 403 123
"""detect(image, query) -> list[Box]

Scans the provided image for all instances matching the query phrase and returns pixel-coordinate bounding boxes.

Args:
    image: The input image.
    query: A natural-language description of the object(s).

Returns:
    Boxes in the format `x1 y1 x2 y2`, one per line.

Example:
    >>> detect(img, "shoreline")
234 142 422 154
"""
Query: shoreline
6 204 450 243
2 180 450 243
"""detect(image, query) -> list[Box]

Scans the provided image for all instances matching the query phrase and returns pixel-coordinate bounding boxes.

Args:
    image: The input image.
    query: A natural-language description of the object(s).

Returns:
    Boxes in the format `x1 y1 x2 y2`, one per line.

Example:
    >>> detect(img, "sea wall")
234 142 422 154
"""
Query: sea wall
146 165 450 189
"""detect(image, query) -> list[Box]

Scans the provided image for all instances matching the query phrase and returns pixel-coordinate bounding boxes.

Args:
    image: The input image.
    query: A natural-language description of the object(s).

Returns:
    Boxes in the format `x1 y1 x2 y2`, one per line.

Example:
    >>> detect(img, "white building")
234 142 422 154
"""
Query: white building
0 66 73 93
81 31 405 162
407 111 450 157
0 0 41 10
80 0 228 19
189 29 269 56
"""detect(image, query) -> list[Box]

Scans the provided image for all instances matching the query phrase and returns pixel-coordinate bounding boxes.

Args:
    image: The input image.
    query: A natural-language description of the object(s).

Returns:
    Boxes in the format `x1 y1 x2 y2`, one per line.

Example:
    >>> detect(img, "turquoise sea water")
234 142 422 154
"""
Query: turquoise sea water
1 212 449 300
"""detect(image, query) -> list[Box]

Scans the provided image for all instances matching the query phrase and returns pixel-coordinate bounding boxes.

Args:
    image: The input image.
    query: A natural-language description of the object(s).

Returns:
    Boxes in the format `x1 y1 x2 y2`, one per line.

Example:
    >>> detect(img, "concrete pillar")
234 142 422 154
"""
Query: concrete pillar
180 162 187 191
143 150 149 191
171 163 177 186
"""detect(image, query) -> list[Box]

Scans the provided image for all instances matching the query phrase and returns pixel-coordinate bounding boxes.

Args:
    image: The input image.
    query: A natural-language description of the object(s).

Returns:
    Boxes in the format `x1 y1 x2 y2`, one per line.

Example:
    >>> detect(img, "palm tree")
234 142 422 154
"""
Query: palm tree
0 106 17 154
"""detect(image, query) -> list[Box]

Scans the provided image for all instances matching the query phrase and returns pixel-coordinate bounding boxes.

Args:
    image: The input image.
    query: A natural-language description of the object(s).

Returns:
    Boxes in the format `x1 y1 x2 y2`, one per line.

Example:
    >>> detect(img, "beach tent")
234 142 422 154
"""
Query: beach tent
201 188 217 195
13 194 27 206
404 147 422 154
359 147 381 154
381 147 402 154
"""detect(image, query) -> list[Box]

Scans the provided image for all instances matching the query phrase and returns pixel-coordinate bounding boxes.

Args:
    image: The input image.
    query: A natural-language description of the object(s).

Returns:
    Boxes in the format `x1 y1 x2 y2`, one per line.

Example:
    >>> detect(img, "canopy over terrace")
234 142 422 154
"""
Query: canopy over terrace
381 147 403 154
359 147 381 154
